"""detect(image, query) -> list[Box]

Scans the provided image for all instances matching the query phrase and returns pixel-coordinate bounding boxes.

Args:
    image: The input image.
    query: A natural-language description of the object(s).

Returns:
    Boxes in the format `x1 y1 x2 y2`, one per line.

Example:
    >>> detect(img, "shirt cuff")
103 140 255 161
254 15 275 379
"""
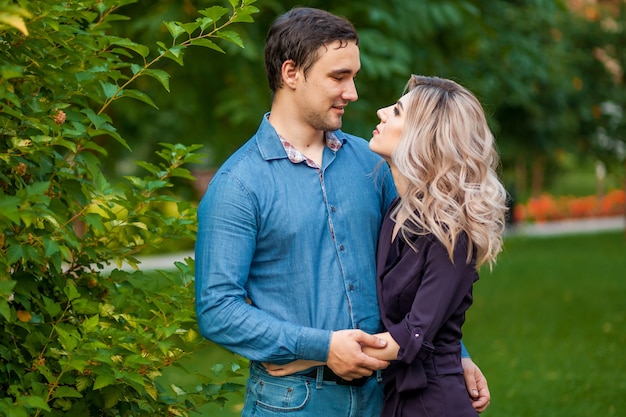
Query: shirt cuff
297 327 333 362
461 340 470 358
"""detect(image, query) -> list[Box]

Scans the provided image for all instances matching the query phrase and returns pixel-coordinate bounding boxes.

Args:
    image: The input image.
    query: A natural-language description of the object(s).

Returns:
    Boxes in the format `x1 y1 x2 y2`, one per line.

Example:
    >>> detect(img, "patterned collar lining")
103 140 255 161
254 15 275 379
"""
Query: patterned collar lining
279 132 343 168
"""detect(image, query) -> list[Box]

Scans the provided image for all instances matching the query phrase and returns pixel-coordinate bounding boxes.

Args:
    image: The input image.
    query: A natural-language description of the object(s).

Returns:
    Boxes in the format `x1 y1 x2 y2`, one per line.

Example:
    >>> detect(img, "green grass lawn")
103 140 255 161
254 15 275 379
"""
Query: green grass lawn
464 230 626 417
172 230 626 416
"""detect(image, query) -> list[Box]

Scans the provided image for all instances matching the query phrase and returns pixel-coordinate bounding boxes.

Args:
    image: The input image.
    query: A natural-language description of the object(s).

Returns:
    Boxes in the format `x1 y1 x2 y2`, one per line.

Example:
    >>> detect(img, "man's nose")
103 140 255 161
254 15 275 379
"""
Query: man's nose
343 79 358 102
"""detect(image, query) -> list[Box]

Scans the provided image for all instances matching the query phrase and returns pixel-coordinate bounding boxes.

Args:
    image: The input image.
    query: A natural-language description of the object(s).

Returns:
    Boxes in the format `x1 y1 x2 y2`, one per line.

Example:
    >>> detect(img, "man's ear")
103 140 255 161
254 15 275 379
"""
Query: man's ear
281 59 299 90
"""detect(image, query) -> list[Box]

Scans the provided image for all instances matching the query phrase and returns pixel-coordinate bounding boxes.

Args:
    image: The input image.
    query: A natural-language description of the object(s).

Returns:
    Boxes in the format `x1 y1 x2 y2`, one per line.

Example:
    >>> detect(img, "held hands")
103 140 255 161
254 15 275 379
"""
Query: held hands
461 357 491 413
326 329 389 380
262 329 389 380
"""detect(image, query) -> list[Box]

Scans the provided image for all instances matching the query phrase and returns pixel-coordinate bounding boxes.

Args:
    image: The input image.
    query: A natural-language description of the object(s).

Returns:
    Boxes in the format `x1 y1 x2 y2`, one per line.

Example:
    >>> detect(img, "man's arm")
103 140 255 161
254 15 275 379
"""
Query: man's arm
195 172 330 363
263 330 389 378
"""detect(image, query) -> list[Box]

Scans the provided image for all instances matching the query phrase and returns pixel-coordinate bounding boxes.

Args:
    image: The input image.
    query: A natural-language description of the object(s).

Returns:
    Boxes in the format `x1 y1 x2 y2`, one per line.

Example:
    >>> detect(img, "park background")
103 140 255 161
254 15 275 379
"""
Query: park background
1 0 625 416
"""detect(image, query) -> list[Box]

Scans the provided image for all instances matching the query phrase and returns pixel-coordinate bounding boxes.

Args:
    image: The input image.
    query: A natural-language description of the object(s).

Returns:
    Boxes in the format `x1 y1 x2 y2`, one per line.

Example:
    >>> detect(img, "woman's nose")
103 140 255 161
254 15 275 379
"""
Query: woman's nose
377 107 387 121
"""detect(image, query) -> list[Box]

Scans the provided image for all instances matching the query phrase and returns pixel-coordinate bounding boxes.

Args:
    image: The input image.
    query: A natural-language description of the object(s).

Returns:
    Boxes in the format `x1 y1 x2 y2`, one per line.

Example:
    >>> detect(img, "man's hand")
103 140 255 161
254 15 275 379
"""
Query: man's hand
462 357 491 413
326 329 389 380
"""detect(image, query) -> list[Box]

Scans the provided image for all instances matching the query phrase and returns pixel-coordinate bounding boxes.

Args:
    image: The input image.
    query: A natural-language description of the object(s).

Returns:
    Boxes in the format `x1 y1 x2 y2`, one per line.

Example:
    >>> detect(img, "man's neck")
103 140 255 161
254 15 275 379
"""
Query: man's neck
268 104 326 165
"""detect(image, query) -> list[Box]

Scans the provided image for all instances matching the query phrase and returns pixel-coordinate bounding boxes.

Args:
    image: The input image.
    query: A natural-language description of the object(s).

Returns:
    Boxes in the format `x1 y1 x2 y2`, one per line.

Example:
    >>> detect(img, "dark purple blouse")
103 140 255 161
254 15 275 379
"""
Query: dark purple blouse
376 199 478 394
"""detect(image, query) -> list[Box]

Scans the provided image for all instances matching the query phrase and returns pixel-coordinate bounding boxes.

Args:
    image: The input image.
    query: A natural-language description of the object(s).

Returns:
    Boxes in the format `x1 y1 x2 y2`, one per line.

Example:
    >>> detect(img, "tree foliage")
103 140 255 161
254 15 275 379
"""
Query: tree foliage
106 0 623 202
0 0 256 415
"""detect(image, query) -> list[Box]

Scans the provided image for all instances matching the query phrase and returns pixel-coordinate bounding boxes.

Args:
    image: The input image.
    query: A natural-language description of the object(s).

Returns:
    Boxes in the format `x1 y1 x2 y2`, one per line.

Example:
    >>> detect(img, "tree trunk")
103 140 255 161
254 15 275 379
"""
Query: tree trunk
515 158 527 199
531 154 545 198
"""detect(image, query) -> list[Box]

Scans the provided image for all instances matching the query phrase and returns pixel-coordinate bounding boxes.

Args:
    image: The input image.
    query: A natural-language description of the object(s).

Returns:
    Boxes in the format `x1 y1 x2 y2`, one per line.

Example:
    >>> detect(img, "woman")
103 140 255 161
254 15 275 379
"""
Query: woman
364 74 507 416
266 75 506 416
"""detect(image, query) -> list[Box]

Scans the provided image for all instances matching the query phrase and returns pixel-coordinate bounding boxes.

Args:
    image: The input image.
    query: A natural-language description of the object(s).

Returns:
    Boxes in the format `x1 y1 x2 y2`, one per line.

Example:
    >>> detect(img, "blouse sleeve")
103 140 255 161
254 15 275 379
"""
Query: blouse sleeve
386 233 477 364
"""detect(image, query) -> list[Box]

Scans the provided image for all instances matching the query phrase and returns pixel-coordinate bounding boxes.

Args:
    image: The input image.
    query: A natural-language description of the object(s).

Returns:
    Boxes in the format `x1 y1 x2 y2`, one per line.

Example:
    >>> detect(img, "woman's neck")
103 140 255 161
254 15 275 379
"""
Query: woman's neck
389 164 408 197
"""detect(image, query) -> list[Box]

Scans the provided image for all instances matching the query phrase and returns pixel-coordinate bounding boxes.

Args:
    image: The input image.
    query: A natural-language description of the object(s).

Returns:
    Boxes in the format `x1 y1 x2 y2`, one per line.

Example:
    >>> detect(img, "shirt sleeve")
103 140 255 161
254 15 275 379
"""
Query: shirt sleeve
387 234 476 364
194 171 331 363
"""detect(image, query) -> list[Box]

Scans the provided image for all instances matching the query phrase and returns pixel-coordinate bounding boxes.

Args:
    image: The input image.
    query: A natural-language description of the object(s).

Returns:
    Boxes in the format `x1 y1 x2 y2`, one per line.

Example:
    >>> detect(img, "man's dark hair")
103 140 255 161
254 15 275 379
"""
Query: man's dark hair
264 7 359 92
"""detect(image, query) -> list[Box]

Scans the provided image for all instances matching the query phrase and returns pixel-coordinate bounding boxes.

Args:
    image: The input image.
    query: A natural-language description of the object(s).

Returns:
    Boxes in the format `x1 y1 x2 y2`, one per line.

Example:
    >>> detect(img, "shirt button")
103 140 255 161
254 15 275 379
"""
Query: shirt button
339 244 344 251
349 284 354 291
415 334 420 338
331 206 336 212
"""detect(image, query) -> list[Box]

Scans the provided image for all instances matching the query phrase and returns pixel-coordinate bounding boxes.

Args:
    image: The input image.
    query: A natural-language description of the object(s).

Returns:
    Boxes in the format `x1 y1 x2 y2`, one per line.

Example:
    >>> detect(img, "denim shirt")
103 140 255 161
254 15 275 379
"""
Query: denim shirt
195 115 397 364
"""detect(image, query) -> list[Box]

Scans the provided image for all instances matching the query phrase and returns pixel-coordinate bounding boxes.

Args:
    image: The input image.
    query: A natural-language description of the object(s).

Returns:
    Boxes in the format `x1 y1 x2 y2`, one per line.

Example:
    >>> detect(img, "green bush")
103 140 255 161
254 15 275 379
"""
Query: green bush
0 0 256 415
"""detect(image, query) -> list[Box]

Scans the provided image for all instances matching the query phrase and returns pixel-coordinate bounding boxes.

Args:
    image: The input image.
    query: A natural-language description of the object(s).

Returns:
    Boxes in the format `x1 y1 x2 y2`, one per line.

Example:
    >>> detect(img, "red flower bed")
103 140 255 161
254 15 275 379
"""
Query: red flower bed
514 189 625 223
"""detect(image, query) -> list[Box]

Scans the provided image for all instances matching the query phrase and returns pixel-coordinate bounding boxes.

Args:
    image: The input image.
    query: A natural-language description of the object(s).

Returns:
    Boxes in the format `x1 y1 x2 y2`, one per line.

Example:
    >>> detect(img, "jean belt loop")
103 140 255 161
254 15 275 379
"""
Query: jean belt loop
376 369 382 383
315 365 324 389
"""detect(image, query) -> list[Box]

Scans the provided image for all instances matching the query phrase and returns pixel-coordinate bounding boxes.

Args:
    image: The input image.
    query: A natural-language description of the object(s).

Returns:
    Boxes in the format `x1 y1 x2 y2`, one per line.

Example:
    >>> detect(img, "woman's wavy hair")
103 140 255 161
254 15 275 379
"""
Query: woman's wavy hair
391 75 507 269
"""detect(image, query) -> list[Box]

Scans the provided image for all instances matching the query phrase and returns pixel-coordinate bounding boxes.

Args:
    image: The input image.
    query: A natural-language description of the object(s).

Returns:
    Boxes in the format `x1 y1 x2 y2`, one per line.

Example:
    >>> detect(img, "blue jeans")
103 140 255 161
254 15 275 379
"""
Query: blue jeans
242 363 384 417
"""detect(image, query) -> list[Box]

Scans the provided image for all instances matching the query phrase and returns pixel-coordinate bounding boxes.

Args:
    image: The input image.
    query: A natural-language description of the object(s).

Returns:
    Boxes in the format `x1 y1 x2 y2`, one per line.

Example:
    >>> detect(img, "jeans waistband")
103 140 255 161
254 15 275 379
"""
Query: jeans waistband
301 365 373 387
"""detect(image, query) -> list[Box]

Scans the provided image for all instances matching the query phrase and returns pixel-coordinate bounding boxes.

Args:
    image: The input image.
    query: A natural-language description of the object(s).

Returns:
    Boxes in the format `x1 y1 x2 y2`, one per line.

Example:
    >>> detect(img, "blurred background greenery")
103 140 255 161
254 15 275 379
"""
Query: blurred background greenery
103 0 625 207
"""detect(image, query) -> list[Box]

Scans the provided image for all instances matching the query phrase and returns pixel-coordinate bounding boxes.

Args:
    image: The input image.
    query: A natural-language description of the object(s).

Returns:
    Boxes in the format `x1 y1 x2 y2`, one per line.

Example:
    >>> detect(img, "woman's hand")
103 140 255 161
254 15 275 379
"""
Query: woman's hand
461 357 491 413
262 360 325 377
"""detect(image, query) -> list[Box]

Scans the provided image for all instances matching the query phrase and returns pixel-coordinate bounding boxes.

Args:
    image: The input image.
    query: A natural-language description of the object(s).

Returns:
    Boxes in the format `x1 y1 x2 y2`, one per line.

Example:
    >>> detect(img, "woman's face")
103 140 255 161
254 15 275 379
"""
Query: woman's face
369 93 409 161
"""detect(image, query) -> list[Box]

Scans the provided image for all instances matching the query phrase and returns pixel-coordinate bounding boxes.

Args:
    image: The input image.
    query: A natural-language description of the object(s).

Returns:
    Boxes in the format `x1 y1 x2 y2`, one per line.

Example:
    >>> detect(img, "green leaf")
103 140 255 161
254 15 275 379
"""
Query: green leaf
121 89 159 109
64 357 89 373
76 376 91 392
0 195 21 224
135 161 160 174
111 38 150 58
100 81 120 99
163 45 185 66
93 374 116 390
1 64 24 79
163 21 186 41
81 314 99 333
56 326 79 352
143 69 171 92
52 386 83 399
170 384 186 396
198 5 229 22
189 38 224 53
82 108 111 129
169 167 196 181
217 30 244 48
89 127 130 150
7 244 25 264
0 300 11 321
82 140 108 156
23 395 51 411
42 296 62 319
64 281 80 301
180 21 200 35
0 280 16 297
232 5 259 23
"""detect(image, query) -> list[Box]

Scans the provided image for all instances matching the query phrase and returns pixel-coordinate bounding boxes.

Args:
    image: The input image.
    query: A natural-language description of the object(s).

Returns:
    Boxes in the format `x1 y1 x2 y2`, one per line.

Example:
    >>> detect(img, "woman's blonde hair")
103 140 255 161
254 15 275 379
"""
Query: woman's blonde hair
392 75 507 269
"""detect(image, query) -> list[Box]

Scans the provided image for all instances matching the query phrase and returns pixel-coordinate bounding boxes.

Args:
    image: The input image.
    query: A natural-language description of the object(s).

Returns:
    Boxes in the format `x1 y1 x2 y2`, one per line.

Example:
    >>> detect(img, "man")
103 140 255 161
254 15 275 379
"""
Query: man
195 7 490 416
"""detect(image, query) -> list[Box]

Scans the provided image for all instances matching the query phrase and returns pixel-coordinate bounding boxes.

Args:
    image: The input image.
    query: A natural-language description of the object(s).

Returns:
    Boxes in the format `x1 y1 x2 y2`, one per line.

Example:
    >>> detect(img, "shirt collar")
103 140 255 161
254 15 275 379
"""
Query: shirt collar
256 113 345 163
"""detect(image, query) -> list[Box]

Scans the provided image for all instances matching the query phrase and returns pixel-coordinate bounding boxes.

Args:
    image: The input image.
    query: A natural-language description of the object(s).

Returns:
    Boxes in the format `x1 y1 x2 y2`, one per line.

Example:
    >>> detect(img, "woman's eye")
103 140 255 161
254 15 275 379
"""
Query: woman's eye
393 107 400 116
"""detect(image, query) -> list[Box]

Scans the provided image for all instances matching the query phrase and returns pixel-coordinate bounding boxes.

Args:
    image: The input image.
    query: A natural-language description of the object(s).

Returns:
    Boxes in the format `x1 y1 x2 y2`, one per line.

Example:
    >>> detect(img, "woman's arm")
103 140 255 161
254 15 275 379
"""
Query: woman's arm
361 332 400 361
263 360 325 376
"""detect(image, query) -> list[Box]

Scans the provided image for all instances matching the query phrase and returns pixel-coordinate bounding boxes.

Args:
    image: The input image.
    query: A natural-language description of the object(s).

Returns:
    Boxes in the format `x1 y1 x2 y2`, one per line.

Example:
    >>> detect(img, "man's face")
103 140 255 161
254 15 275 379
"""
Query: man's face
295 40 360 132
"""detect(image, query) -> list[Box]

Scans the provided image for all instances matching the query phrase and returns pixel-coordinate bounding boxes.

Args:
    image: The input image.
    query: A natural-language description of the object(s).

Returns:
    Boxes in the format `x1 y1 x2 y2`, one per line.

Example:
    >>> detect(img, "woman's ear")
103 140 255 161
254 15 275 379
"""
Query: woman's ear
281 59 299 90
